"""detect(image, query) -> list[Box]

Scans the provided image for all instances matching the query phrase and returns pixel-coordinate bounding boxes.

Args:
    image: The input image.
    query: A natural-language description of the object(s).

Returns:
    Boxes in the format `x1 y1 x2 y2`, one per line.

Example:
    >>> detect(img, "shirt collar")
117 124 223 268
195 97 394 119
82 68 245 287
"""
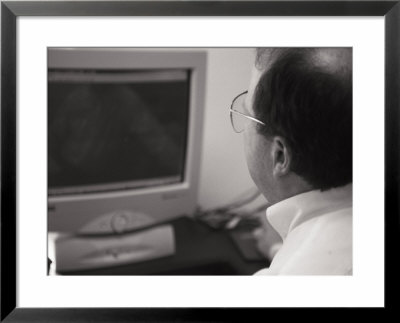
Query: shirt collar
266 183 352 240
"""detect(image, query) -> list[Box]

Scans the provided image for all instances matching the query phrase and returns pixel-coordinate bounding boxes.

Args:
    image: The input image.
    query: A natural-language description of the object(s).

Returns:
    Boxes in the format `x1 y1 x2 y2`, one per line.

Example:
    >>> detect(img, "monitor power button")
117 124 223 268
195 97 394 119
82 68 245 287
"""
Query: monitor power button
111 213 129 234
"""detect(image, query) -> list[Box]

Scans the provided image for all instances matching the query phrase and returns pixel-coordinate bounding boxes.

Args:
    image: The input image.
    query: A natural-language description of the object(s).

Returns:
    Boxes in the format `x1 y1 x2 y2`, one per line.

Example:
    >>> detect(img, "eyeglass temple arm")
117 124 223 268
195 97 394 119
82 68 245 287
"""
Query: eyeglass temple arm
229 108 266 126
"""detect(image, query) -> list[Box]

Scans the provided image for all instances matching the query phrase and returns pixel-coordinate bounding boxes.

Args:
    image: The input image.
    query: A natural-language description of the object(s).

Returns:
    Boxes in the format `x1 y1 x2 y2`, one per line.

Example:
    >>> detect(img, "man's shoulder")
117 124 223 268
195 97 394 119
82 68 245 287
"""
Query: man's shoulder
266 208 352 275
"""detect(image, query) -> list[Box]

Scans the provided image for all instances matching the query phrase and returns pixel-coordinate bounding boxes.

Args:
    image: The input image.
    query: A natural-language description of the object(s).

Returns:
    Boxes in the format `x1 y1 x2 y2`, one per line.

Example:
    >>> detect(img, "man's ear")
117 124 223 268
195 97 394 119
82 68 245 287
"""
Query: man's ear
271 136 291 177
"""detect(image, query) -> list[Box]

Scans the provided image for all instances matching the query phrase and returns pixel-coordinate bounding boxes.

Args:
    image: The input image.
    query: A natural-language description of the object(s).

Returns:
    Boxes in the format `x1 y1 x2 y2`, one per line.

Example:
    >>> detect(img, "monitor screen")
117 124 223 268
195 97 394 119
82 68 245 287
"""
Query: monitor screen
48 69 190 195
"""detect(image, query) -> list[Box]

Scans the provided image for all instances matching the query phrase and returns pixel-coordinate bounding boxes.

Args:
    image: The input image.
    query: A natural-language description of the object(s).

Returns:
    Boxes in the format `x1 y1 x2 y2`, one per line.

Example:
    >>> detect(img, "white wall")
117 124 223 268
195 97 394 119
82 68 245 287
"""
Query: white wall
197 48 260 210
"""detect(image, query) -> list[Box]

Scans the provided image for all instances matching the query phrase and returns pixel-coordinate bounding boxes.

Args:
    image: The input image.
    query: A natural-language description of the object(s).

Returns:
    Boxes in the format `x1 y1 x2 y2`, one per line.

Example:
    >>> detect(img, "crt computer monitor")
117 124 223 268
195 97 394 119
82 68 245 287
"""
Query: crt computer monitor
48 48 207 235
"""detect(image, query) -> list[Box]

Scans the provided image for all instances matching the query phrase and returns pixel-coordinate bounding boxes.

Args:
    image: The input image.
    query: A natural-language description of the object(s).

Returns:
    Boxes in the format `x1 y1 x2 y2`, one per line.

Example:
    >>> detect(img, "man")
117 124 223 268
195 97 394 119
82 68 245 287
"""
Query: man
230 48 352 275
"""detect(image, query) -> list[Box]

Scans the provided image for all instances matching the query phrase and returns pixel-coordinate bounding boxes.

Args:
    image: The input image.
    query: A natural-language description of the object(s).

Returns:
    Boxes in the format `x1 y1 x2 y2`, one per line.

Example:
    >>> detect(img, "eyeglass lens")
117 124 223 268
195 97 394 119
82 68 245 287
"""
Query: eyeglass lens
231 92 248 133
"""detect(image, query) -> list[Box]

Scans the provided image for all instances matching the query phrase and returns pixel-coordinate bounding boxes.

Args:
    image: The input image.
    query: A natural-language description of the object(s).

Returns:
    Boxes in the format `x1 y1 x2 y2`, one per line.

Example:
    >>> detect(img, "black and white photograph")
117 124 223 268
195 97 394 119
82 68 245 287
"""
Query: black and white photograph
47 47 353 277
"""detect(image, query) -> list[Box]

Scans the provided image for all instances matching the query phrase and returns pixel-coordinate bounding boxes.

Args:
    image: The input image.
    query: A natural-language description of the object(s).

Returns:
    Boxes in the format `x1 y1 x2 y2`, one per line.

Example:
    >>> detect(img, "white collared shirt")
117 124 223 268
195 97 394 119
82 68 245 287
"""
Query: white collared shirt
255 184 352 275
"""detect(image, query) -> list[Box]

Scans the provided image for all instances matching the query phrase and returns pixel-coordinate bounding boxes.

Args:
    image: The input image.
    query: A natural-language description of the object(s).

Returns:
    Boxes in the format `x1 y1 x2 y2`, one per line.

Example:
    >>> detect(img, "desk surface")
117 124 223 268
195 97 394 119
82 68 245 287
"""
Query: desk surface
57 216 269 275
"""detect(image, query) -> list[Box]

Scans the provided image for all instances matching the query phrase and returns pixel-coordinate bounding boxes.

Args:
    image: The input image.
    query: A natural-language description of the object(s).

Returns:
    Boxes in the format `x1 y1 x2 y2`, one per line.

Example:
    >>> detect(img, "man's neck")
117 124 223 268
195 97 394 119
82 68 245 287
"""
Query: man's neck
270 175 314 205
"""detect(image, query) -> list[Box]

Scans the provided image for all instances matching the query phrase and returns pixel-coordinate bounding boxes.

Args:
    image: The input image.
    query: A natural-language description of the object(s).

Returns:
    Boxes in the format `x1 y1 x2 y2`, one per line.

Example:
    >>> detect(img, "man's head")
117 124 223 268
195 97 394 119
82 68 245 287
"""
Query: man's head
242 48 352 204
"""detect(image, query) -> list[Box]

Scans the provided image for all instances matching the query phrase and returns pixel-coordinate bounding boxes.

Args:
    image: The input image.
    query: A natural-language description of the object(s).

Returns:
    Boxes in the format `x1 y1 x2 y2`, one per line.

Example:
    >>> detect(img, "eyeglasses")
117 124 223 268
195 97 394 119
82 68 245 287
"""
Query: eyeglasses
229 91 266 133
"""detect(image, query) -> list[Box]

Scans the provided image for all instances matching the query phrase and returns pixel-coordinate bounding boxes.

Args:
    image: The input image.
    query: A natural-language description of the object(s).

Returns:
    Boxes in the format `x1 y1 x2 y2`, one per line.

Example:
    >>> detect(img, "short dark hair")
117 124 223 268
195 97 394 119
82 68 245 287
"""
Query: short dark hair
253 48 352 190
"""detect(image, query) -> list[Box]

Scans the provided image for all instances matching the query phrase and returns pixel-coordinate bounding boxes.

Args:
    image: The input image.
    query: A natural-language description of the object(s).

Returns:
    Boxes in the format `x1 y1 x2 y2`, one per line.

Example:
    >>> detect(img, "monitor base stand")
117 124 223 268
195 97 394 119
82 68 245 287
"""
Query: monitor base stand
54 224 175 273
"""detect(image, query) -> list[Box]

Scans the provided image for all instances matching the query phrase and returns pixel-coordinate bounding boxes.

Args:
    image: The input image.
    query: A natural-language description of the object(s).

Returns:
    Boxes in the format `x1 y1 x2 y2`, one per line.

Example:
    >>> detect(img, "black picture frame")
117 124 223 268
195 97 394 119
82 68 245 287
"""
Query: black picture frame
1 0 399 321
